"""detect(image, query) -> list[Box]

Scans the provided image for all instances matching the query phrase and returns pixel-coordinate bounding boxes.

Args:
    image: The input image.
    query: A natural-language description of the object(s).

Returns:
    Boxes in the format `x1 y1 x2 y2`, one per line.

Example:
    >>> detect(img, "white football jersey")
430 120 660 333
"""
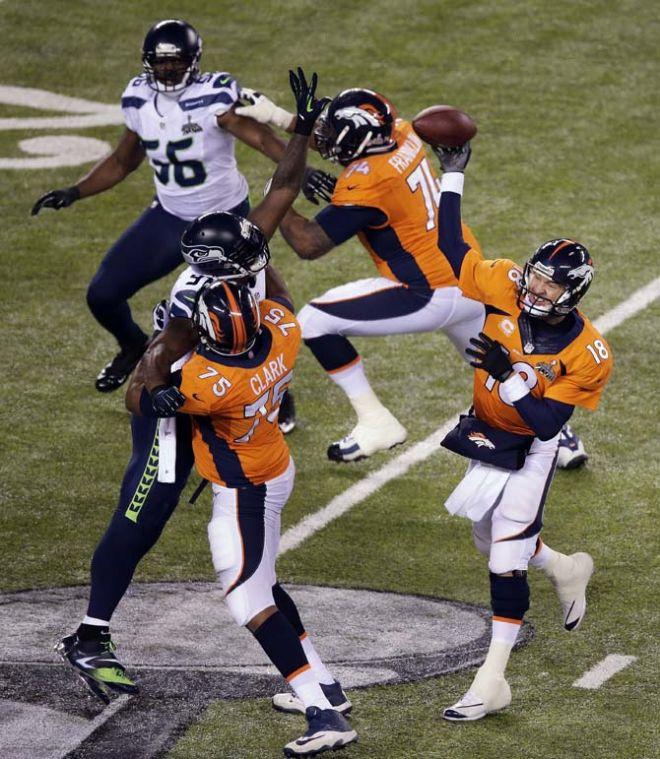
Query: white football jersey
121 71 249 221
167 266 267 322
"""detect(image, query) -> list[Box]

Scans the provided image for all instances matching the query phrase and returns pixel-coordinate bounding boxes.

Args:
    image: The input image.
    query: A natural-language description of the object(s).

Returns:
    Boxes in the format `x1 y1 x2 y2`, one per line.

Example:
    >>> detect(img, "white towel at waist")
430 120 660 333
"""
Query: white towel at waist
157 352 191 483
444 459 511 522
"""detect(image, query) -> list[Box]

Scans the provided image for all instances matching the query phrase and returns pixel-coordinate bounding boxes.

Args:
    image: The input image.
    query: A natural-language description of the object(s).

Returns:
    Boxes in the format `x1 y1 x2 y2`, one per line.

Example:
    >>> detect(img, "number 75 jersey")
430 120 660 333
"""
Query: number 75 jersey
177 300 301 487
121 72 248 221
459 250 613 436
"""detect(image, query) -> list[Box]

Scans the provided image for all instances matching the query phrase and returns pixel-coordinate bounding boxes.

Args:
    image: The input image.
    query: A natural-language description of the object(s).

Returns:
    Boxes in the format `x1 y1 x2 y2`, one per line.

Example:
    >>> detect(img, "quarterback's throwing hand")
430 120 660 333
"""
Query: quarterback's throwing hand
465 332 513 381
432 143 472 174
302 168 337 205
150 385 186 417
289 67 330 136
31 186 80 216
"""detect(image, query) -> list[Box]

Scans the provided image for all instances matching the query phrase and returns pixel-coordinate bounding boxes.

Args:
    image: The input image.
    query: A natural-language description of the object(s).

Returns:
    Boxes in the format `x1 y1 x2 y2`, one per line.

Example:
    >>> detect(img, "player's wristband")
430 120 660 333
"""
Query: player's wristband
499 372 530 404
440 172 464 195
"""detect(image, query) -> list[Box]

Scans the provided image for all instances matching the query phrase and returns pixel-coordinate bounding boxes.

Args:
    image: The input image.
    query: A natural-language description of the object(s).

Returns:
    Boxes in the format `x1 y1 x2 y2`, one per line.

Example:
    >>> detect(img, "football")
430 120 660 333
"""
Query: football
412 105 477 148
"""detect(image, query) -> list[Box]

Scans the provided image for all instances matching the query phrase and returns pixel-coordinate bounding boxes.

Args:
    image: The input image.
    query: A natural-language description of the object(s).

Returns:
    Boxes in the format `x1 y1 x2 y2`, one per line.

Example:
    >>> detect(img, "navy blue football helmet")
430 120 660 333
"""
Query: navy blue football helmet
142 19 202 93
313 88 396 165
193 281 261 356
518 238 594 318
180 212 270 279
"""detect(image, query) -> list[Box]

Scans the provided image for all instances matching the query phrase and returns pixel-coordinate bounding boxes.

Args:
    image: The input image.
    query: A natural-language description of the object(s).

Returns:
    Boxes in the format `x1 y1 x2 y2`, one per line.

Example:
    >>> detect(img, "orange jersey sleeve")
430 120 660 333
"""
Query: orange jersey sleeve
458 250 522 310
543 323 613 410
329 120 481 289
177 300 301 486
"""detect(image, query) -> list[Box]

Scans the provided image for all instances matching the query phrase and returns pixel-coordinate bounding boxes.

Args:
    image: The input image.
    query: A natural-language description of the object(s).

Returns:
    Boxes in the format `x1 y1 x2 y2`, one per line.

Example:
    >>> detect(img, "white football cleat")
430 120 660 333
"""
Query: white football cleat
283 706 357 757
327 413 407 462
443 672 511 722
556 424 588 469
549 552 594 631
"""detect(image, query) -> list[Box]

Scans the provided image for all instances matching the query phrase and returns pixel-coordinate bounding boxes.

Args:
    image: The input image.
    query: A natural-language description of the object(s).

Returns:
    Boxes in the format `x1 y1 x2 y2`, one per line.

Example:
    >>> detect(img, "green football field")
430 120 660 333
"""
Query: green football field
1 0 658 757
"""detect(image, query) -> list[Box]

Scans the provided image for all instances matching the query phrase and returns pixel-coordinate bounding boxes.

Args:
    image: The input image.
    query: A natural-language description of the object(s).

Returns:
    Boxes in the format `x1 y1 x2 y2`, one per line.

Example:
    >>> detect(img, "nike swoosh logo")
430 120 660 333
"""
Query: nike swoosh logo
78 656 117 669
218 75 231 84
192 393 203 401
347 185 358 190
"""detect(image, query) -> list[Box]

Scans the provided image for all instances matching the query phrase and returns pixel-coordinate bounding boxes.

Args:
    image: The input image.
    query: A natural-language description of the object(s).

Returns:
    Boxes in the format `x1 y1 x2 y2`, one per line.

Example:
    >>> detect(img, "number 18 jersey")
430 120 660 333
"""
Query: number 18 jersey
121 71 248 221
177 300 301 487
458 249 613 436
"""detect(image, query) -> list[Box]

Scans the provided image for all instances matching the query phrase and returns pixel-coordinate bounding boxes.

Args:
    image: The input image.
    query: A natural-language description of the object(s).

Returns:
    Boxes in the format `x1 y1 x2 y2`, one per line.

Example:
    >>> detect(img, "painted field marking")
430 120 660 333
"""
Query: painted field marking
53 694 132 759
280 275 660 555
573 654 637 689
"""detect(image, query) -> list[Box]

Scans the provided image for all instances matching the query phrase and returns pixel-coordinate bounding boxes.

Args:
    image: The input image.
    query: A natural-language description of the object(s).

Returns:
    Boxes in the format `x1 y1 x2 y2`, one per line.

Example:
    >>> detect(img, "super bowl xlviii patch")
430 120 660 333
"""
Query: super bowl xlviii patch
535 360 559 381
0 582 532 758
182 115 202 134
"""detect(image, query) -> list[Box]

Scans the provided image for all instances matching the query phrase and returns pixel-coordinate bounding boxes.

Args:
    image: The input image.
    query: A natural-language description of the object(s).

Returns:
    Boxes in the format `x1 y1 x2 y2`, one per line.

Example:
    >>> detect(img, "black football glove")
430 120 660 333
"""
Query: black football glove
150 385 185 417
289 67 330 136
465 331 514 381
302 168 336 205
432 143 472 173
31 186 80 216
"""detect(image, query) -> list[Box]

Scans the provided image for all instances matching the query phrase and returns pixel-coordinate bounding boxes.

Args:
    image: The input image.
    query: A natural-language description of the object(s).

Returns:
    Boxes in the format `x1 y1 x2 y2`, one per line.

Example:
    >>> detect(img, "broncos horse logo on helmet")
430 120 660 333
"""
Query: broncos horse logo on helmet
142 19 202 93
518 238 594 318
193 280 261 356
314 88 397 165
180 211 271 279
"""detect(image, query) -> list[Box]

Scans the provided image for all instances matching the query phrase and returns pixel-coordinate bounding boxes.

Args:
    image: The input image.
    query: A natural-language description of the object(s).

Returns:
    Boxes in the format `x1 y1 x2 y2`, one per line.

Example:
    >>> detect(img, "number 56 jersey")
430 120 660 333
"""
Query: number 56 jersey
121 71 248 221
458 249 613 436
177 299 301 487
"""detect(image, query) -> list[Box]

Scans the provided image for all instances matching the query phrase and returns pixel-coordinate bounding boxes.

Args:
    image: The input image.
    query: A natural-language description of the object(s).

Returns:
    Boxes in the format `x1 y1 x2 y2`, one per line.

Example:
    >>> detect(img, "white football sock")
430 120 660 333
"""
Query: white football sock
529 540 562 573
82 615 110 627
301 633 335 685
288 666 332 710
474 619 521 685
329 358 372 400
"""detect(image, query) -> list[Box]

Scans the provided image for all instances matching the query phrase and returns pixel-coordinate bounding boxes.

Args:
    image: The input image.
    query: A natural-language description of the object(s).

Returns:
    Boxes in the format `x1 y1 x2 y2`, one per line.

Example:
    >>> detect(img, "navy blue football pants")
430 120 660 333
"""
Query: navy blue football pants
87 413 195 622
86 197 250 349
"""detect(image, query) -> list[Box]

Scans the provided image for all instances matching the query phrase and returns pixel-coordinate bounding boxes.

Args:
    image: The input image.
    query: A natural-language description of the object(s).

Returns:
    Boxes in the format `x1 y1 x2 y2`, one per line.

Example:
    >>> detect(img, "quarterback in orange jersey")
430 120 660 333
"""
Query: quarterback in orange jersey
432 142 612 722
135 280 357 757
237 87 487 462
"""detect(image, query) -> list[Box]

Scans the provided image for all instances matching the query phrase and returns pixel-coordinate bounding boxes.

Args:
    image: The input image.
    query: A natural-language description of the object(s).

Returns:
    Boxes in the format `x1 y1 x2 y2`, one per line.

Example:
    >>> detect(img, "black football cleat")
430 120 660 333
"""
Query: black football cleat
283 705 357 756
278 390 297 434
55 632 138 703
95 340 148 393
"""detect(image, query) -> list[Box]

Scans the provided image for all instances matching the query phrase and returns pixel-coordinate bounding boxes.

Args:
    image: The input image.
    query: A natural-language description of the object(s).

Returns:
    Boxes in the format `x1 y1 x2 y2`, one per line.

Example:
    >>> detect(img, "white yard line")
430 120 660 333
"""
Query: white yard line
280 275 660 555
52 694 133 759
573 654 637 689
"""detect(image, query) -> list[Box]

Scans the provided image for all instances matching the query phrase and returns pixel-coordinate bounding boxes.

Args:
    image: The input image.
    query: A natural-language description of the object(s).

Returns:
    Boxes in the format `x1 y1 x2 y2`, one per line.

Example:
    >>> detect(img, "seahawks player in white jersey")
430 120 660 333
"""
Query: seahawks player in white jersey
31 19 333 421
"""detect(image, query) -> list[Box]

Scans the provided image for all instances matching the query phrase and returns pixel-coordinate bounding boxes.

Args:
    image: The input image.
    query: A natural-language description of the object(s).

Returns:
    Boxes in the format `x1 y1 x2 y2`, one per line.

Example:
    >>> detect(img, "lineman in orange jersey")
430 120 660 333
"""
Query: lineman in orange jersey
136 280 358 757
432 143 612 722
237 87 487 461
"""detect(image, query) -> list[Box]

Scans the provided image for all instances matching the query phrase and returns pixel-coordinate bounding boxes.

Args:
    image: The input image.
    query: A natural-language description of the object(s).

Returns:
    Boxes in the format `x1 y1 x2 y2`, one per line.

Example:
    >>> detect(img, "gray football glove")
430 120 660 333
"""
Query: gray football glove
432 143 472 173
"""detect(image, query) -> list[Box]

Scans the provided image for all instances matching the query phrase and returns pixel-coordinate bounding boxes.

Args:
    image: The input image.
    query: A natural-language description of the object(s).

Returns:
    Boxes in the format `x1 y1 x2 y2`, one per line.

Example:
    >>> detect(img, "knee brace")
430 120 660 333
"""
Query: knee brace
490 571 530 621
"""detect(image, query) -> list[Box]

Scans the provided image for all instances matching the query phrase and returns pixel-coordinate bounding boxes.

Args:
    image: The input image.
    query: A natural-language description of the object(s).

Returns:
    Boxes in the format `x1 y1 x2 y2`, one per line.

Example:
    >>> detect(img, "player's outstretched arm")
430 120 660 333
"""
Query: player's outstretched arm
278 207 335 260
31 128 145 215
247 68 329 241
125 317 197 415
265 263 294 311
434 143 472 277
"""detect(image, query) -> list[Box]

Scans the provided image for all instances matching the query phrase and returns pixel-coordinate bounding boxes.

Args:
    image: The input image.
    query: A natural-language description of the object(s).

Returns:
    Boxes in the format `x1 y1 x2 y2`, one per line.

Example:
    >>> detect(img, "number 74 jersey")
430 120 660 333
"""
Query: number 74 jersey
177 300 301 487
459 250 613 436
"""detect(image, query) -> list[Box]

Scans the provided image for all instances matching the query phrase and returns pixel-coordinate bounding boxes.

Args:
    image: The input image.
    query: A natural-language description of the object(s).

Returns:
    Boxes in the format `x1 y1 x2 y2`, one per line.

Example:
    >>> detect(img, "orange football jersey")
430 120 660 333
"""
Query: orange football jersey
458 249 613 435
177 299 300 486
331 119 482 288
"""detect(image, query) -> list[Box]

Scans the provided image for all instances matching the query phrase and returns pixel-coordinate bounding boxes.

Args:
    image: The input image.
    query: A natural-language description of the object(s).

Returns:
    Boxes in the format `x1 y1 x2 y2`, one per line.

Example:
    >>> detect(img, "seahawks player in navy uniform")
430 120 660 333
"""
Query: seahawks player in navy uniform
55 69 357 759
31 19 333 418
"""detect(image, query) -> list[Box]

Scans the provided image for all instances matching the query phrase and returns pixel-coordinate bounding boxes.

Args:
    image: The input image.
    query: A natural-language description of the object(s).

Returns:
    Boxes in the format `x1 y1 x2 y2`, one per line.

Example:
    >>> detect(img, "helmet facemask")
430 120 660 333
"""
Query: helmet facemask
143 51 200 93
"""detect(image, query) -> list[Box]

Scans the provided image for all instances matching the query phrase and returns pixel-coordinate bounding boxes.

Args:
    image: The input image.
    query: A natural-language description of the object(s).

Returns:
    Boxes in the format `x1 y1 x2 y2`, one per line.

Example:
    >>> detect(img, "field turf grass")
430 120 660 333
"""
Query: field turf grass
1 0 658 757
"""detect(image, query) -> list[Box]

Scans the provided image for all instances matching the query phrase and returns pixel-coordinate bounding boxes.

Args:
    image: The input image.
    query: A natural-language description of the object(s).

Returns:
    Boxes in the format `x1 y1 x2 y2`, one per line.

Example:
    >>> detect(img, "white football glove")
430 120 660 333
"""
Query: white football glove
235 87 294 131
